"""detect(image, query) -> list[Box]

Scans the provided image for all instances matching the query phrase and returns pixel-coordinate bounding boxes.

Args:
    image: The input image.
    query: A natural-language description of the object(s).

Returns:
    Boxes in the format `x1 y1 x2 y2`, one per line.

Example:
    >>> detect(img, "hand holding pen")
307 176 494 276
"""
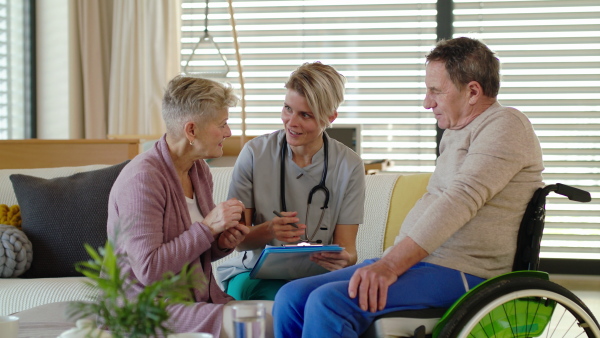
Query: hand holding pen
273 210 298 228
272 210 306 242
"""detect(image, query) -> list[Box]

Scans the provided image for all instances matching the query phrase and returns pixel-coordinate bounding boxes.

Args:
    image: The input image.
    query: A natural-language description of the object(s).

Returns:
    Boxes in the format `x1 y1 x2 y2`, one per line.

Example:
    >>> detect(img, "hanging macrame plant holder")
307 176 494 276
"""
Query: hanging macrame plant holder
183 0 230 78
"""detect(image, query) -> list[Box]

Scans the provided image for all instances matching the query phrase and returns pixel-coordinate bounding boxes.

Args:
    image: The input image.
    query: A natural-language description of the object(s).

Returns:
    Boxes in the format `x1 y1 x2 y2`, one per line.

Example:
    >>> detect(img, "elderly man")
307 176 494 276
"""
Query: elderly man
272 37 544 338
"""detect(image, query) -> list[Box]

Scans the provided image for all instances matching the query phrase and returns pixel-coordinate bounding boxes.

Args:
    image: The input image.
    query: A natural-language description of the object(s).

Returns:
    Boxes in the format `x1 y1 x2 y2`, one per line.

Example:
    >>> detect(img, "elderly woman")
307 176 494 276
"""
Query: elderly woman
107 75 251 336
216 61 366 301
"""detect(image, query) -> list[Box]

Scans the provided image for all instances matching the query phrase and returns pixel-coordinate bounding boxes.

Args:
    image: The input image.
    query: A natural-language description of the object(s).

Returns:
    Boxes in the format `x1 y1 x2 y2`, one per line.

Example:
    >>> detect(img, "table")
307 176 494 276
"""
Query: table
12 302 76 338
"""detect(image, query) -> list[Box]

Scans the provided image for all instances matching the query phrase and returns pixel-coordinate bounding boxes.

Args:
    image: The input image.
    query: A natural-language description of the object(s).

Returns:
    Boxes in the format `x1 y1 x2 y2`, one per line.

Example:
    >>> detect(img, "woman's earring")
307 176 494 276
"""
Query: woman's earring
189 140 195 146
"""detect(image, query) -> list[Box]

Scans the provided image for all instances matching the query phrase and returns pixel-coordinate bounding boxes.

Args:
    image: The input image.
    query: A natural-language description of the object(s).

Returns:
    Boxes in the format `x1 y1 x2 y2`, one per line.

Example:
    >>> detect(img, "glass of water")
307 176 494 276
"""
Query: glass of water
232 302 265 338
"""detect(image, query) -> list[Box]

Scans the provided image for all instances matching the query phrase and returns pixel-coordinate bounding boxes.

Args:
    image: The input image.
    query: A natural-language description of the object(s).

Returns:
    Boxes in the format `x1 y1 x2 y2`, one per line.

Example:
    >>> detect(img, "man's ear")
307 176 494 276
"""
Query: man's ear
467 81 483 105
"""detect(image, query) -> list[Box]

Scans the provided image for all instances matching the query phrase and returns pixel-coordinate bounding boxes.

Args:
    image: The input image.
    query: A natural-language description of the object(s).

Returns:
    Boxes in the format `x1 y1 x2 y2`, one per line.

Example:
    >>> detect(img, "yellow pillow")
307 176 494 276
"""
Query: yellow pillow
383 173 432 251
0 204 22 230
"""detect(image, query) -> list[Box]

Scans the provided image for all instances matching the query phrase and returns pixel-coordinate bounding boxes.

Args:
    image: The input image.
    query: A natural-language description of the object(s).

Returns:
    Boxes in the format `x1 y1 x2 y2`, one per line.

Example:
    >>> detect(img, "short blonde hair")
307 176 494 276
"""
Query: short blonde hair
285 62 346 129
162 75 238 137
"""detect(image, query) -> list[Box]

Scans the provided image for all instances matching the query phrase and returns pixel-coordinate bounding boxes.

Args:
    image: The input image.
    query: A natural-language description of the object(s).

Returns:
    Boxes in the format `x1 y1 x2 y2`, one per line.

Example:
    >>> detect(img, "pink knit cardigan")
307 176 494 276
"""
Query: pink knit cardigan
107 135 234 335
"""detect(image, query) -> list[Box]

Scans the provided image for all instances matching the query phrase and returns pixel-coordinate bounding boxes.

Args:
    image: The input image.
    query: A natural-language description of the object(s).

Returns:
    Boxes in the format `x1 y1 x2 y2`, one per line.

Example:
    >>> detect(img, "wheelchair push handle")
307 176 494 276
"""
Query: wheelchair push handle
544 183 591 202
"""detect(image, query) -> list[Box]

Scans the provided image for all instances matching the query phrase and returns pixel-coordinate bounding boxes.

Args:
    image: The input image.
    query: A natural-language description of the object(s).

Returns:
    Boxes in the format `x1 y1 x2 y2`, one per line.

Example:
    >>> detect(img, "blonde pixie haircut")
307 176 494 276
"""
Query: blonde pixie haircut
284 62 346 129
162 75 238 137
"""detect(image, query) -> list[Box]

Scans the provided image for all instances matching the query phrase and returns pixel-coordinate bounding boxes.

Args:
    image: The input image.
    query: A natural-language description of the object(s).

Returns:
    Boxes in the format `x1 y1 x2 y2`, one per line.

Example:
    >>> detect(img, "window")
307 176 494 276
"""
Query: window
0 0 27 139
181 0 438 173
453 0 600 264
181 0 599 267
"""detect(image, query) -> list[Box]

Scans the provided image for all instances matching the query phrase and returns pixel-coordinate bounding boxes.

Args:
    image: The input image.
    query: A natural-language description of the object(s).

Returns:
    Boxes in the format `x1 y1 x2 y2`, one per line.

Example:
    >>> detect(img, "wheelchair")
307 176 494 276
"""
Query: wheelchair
363 183 600 338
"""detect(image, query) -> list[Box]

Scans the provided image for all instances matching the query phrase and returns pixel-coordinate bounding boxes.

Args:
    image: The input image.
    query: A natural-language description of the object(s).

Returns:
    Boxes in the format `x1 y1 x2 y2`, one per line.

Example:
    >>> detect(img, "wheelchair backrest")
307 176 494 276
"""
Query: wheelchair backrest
512 183 591 271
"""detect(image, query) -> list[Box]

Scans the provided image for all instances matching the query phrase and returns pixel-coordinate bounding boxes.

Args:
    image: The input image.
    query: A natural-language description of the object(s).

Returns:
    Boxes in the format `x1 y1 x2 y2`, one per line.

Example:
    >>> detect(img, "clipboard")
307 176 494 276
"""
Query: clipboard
249 244 343 280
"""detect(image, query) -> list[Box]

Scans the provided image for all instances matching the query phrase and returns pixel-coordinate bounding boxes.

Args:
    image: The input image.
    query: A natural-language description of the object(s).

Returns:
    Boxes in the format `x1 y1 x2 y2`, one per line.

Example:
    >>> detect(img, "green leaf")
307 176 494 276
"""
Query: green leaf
68 240 207 337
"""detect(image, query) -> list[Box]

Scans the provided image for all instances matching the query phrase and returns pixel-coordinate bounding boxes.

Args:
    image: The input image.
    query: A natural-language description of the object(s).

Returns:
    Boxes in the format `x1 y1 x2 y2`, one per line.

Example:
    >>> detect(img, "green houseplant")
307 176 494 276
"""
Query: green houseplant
67 241 206 338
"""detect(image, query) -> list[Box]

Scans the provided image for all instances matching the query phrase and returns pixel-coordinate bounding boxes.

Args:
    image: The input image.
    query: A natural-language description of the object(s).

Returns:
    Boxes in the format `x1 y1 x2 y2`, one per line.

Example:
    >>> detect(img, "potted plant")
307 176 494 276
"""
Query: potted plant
65 241 205 338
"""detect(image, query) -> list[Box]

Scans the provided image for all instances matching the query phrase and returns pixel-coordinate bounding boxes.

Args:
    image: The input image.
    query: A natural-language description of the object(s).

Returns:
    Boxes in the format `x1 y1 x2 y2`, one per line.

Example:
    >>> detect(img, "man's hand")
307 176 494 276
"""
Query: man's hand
348 260 398 312
347 236 429 313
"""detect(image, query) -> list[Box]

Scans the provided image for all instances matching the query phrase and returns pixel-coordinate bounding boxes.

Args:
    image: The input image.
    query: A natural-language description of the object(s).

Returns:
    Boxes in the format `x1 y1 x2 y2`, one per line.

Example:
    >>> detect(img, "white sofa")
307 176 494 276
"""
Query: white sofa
0 164 430 317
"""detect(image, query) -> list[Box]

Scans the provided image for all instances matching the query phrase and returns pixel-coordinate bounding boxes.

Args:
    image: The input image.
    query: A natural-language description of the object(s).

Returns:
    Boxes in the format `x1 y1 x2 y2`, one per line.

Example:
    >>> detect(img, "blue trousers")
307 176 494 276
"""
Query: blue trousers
272 259 485 338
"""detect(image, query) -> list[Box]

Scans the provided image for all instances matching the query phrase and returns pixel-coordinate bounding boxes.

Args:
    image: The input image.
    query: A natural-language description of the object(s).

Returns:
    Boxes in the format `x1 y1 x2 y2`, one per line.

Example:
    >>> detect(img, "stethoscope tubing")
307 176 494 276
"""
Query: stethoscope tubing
280 132 329 212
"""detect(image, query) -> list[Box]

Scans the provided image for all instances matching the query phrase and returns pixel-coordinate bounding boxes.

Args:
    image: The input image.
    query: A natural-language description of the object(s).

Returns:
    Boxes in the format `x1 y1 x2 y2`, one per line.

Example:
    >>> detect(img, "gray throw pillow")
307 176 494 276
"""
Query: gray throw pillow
9 160 129 278
0 224 33 277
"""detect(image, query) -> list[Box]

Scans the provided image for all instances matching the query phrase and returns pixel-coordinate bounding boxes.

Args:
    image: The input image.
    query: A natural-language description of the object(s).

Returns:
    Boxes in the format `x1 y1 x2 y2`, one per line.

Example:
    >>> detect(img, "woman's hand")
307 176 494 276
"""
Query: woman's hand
217 224 250 250
310 249 353 271
203 198 245 235
270 211 306 243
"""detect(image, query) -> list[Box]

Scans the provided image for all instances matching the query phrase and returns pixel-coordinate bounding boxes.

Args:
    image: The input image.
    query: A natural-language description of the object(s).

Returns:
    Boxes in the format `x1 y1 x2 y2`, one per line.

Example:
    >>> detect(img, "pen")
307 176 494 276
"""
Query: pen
272 210 299 228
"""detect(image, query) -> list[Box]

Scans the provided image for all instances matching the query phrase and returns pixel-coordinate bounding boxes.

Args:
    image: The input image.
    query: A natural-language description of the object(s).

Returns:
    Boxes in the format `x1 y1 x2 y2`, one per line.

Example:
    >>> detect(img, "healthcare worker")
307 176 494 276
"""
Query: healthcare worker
216 61 366 301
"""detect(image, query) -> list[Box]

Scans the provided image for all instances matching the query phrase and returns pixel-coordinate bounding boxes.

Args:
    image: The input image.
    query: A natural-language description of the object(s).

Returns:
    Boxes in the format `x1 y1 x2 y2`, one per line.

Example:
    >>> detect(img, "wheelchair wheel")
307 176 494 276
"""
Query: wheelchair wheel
437 277 600 338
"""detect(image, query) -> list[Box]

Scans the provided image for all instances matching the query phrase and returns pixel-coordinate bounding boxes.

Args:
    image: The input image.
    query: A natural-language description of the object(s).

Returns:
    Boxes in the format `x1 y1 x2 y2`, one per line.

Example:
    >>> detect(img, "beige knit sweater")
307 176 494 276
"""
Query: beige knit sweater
385 102 544 279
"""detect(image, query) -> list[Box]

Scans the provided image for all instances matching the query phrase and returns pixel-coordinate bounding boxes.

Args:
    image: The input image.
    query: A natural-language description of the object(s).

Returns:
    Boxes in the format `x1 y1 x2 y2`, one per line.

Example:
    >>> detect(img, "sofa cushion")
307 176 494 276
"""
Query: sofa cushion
9 161 129 278
383 173 431 251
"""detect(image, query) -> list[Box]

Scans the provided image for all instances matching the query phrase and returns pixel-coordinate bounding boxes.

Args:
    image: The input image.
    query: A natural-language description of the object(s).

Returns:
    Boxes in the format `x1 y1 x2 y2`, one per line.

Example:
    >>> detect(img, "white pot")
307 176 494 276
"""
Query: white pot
57 319 112 338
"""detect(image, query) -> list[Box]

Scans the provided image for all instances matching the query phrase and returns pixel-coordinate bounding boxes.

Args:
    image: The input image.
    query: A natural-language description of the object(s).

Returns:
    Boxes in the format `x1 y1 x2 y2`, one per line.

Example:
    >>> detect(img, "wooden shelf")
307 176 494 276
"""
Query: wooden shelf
0 139 140 169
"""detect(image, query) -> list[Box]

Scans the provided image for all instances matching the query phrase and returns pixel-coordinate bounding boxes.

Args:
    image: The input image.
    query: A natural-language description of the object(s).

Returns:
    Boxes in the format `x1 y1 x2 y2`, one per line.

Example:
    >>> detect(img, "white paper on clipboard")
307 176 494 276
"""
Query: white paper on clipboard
249 244 344 280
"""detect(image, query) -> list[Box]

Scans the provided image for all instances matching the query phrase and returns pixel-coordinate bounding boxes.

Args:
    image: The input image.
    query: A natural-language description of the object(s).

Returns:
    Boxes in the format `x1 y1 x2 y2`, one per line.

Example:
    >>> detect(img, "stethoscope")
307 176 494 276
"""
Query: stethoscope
280 133 329 243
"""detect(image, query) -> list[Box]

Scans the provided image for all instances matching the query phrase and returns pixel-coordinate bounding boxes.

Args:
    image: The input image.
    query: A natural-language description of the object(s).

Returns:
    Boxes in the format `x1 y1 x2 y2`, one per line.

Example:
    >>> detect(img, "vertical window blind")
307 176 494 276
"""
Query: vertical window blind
453 0 600 261
181 0 439 173
0 0 9 139
0 0 24 140
181 0 599 262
